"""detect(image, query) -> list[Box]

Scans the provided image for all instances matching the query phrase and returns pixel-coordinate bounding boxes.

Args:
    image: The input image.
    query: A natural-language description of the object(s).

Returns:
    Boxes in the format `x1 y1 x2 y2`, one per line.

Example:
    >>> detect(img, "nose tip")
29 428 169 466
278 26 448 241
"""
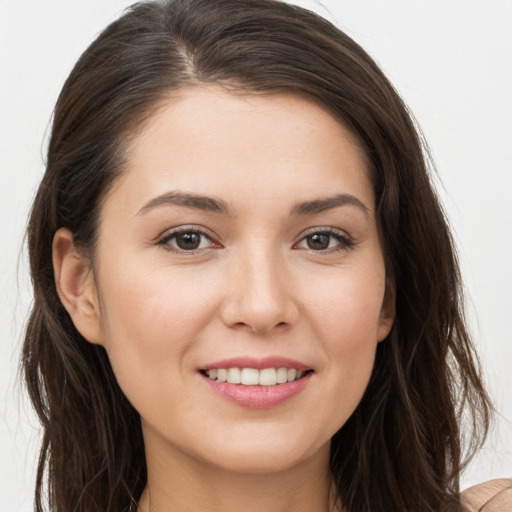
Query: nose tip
221 285 299 334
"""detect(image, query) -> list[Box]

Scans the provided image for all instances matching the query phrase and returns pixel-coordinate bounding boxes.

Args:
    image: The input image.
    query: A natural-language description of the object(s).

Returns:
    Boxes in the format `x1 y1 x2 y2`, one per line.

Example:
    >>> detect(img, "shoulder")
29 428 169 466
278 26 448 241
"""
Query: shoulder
461 478 512 511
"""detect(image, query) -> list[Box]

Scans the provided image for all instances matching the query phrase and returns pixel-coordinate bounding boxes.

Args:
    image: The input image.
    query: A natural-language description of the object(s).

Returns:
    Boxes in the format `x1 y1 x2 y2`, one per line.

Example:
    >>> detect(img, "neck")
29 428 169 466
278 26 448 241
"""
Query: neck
137 432 341 512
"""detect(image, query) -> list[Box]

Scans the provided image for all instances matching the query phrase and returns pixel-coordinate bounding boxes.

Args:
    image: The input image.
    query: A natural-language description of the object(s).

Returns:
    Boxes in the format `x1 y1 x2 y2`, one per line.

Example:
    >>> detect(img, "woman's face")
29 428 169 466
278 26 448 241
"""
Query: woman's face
82 87 394 474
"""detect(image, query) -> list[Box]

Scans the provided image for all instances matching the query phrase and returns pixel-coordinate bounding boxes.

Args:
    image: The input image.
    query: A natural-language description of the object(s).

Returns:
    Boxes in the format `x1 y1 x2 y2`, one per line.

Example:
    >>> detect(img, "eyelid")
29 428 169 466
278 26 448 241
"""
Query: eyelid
155 224 355 254
293 226 356 252
157 224 221 253
298 226 352 239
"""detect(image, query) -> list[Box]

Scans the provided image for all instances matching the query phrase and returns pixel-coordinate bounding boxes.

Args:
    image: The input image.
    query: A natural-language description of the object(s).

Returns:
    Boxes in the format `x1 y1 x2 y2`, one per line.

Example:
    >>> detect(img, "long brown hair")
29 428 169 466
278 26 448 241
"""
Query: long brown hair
23 1 492 510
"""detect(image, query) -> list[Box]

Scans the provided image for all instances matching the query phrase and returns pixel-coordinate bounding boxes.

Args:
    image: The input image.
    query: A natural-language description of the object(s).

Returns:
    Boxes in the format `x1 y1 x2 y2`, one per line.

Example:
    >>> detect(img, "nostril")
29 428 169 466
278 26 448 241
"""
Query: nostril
250 321 290 334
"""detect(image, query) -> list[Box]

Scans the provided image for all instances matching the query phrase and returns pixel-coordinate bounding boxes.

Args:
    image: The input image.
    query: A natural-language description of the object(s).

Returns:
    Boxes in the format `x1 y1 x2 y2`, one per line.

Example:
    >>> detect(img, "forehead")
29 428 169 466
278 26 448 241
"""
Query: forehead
107 86 374 216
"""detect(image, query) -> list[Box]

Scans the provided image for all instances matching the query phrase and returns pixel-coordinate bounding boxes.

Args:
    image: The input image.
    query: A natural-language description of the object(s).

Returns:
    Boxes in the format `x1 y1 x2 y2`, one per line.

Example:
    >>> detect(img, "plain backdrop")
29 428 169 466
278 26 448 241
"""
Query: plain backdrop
1 1 511 510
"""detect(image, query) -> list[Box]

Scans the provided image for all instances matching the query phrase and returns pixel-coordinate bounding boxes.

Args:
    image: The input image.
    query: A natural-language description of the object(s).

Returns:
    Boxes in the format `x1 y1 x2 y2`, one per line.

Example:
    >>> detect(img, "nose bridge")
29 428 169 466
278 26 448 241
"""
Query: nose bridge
221 236 298 333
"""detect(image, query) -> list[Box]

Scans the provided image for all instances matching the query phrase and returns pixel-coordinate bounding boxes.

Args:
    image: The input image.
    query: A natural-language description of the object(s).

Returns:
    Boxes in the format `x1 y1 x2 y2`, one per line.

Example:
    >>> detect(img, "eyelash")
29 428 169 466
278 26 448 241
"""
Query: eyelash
295 228 356 253
157 226 219 254
157 226 356 254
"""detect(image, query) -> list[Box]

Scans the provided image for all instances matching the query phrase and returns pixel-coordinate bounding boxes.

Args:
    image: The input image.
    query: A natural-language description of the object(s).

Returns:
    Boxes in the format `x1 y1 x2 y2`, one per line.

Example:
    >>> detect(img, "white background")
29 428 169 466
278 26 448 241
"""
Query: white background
1 1 511 510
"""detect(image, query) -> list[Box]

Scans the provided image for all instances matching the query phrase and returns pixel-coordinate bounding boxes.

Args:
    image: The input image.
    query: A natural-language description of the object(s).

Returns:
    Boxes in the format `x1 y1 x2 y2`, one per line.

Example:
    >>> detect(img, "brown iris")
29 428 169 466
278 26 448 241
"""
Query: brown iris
175 232 202 250
306 233 331 250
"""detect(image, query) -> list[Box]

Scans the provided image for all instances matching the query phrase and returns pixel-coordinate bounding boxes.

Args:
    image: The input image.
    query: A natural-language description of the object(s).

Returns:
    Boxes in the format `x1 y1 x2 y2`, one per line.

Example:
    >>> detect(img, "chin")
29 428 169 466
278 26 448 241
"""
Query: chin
189 428 331 475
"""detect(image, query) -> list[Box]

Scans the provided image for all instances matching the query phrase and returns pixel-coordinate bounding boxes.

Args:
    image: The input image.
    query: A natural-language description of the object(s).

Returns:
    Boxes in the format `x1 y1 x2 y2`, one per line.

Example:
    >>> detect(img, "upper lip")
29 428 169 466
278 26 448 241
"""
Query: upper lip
200 356 311 371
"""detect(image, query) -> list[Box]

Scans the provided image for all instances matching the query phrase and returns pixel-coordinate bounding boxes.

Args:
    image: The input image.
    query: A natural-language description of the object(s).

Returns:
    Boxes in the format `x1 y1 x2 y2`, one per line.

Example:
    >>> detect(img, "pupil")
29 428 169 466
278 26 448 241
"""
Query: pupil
177 232 200 250
308 233 329 250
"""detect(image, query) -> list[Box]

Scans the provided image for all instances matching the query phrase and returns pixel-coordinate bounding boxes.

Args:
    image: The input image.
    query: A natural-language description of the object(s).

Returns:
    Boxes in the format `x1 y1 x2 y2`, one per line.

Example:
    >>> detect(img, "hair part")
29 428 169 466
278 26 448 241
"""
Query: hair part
23 1 492 511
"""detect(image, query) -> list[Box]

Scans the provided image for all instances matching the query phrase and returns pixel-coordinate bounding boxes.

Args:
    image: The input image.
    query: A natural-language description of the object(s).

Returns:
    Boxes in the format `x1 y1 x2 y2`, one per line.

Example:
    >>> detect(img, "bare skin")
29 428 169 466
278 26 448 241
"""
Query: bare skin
138 441 336 512
53 87 395 512
461 479 512 512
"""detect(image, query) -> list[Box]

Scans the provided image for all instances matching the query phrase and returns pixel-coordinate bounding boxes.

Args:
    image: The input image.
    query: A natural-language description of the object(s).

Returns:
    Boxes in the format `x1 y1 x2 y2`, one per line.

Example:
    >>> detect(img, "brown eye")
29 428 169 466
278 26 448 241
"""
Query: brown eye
175 232 202 250
159 228 217 253
306 233 331 250
295 229 355 253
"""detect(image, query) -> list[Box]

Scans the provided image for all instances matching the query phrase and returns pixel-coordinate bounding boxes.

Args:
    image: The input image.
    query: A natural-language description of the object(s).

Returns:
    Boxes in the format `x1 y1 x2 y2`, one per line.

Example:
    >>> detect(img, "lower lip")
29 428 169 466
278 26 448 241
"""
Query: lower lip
201 372 312 409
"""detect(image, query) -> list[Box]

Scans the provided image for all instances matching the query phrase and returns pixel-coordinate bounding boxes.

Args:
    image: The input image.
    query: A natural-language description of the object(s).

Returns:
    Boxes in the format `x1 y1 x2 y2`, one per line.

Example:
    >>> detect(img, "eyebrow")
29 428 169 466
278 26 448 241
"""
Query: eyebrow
137 190 369 218
137 191 232 216
290 194 370 218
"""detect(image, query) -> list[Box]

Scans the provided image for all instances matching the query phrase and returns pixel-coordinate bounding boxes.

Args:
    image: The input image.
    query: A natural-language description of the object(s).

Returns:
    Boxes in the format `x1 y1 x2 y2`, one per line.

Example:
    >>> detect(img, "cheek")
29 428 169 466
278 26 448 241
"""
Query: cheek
95 257 220 386
100 252 218 330
310 281 382 433
301 262 385 396
305 262 386 342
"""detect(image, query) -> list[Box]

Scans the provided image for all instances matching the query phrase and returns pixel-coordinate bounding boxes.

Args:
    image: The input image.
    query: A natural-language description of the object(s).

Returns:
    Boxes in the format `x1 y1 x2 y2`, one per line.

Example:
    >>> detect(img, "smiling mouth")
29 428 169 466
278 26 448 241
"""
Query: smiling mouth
200 367 312 386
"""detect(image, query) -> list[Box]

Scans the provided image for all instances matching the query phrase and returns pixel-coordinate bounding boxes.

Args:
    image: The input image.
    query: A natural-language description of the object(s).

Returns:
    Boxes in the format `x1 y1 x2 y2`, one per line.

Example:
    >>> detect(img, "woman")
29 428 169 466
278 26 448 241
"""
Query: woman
21 0 511 511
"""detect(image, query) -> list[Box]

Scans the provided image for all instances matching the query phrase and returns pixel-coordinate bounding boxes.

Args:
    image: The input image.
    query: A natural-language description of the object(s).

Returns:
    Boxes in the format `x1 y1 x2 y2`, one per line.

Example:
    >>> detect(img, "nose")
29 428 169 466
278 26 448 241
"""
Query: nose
219 243 299 334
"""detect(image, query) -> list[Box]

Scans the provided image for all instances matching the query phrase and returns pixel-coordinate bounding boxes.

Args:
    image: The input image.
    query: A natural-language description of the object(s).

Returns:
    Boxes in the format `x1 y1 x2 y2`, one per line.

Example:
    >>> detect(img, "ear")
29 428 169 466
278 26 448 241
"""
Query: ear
52 228 104 345
377 277 396 342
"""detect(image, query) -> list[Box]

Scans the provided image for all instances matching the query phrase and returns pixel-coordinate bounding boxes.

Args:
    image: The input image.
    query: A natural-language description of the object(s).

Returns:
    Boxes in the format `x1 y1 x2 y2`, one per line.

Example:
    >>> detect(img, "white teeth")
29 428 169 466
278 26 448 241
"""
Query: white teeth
259 368 277 386
205 367 308 385
227 368 241 384
240 368 259 385
276 367 288 384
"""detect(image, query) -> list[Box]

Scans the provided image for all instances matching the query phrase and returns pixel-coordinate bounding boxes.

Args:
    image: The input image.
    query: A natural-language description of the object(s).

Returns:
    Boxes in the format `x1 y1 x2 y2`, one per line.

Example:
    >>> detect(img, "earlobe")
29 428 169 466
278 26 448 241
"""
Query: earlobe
377 278 396 342
52 228 104 345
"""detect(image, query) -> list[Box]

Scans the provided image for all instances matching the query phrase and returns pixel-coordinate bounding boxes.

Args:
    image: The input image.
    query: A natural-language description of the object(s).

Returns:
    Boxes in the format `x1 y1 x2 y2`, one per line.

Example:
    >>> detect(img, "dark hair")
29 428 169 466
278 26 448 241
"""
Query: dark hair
23 0 492 511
